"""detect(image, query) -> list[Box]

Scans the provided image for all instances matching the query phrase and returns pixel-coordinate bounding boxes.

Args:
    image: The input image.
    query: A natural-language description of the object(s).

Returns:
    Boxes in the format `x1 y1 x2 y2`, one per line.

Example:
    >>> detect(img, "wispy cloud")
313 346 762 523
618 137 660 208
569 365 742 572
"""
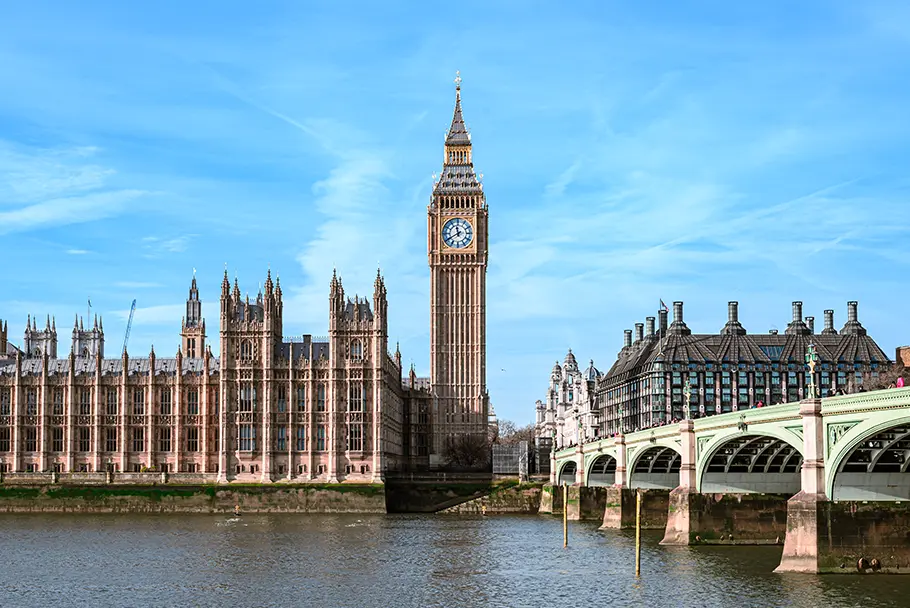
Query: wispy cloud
115 304 184 326
141 235 195 256
66 248 89 255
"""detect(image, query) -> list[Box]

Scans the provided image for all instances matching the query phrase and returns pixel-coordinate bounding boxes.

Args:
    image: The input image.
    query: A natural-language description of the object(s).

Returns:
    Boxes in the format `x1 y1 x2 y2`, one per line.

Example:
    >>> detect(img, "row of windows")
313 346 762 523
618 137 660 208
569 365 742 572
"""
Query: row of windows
0 427 207 453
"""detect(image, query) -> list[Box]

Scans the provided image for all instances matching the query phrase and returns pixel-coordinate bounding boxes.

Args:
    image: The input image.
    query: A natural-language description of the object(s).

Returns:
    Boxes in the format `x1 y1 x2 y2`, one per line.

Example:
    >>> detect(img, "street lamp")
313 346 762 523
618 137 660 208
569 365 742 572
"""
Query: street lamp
805 344 820 399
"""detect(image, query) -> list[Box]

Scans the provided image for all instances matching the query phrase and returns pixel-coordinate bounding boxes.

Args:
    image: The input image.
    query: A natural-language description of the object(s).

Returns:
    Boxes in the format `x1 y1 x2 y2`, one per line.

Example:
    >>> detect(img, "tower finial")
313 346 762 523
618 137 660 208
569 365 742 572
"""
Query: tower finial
454 70 462 90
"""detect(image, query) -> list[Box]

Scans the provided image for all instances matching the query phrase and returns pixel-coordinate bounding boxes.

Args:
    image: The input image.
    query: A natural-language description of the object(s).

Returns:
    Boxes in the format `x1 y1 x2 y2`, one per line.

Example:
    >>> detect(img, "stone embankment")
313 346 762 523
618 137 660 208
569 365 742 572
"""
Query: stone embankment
0 483 387 513
437 482 543 514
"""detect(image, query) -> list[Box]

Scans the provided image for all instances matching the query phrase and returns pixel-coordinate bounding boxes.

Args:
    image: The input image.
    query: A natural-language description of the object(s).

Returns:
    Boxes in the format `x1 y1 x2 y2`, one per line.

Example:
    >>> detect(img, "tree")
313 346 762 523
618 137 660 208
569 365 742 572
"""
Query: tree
495 419 536 445
442 434 491 469
862 363 907 392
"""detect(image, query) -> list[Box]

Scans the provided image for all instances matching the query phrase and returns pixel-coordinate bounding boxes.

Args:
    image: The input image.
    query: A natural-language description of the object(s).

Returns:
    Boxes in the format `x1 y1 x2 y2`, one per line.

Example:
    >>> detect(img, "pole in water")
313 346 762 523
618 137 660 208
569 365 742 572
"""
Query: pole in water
563 483 568 548
635 489 642 577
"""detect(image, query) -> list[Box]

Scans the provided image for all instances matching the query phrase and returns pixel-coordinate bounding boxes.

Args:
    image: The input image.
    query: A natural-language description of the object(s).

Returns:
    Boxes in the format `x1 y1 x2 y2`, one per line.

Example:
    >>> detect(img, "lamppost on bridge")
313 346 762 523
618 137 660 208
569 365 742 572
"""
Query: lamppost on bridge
805 344 820 399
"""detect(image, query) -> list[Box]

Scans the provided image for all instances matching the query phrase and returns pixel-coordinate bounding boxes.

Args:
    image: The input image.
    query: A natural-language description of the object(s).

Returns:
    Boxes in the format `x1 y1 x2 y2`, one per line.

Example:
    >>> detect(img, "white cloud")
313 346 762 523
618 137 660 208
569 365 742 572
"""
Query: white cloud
66 248 89 255
114 304 184 326
0 189 149 235
141 235 195 256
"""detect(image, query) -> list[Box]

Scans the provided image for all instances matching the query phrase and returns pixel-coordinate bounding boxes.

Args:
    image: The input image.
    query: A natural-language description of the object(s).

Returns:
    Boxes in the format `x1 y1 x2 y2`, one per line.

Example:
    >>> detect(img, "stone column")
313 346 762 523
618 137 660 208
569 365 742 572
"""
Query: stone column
548 446 557 485
146 351 155 470
372 357 384 483
614 435 628 487
65 353 75 473
119 352 128 472
287 357 294 481
92 353 102 472
776 398 827 573
12 353 21 472
39 354 48 472
327 370 339 484
261 371 273 483
202 352 210 473
661 419 697 545
216 374 228 483
574 442 584 486
175 357 183 474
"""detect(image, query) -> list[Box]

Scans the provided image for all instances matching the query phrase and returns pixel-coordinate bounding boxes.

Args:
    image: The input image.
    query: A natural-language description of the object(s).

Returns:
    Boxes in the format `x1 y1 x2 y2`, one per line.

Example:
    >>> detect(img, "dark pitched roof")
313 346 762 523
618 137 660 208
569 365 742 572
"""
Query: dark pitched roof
445 87 470 146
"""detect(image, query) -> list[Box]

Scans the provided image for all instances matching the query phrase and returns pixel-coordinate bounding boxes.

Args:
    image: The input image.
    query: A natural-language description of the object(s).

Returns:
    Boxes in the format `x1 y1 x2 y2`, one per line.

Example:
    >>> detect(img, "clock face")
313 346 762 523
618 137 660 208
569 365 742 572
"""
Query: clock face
442 218 474 249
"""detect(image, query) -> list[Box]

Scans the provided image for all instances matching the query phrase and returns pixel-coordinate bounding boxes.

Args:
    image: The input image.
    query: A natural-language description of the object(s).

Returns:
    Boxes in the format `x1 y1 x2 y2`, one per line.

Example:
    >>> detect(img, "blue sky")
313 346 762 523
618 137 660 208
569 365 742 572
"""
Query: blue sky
1 1 909 425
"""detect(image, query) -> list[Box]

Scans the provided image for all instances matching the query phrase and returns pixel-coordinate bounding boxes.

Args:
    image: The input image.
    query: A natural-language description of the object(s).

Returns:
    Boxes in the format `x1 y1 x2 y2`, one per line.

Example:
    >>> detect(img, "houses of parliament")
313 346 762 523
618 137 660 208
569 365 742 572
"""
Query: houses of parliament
0 75 490 482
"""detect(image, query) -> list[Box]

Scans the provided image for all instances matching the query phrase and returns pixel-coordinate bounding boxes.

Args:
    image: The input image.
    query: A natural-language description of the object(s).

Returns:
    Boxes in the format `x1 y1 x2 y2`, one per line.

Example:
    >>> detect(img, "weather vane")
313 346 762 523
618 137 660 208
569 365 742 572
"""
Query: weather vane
454 70 462 88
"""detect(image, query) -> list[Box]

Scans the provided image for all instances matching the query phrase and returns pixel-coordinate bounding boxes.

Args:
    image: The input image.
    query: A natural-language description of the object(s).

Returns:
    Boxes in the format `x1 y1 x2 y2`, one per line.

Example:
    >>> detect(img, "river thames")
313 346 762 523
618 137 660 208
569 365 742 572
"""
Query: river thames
0 514 907 608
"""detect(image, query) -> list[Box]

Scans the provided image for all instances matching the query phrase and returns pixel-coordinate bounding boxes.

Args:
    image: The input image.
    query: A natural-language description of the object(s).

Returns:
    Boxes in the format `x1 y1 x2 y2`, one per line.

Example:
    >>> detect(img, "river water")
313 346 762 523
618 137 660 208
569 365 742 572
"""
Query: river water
0 514 908 608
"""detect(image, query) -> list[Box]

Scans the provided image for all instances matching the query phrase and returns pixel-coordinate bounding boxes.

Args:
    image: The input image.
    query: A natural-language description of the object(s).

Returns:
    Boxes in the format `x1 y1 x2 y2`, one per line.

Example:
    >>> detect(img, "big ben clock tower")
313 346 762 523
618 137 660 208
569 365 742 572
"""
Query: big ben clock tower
428 72 489 462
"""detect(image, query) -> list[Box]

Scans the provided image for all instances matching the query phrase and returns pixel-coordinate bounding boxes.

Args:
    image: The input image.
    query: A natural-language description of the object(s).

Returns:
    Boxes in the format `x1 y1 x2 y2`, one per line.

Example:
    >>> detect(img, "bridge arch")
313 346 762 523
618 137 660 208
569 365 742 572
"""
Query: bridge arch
828 416 910 501
586 454 617 486
629 444 681 489
557 460 577 486
697 431 803 494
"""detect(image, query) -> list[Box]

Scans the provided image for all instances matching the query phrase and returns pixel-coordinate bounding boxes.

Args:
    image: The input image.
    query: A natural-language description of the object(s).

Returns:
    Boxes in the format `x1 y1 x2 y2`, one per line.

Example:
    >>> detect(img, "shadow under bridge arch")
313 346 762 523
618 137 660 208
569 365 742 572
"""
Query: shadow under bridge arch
629 446 680 490
587 454 617 486
557 460 577 486
700 434 802 494
832 423 910 501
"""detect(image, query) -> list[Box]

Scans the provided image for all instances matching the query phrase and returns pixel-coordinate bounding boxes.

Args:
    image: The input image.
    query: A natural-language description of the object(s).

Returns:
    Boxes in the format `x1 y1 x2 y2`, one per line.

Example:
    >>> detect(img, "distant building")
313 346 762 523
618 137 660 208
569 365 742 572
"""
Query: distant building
595 300 890 436
534 349 602 450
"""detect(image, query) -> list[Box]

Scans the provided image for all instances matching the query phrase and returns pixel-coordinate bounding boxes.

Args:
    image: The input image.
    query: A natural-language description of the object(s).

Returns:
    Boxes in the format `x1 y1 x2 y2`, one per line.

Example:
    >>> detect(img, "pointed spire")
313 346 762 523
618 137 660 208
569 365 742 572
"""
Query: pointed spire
74 314 78 329
275 276 282 299
93 314 98 330
446 71 470 145
51 316 55 332
46 315 50 330
265 267 274 295
232 277 240 299
222 267 230 294
97 316 101 332
79 316 83 331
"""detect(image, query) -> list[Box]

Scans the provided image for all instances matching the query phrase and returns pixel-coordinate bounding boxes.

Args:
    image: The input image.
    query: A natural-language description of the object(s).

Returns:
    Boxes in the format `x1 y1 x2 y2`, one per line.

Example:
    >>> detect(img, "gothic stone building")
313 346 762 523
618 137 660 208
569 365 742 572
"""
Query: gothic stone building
0 76 490 481
596 300 890 437
0 270 429 482
534 349 602 451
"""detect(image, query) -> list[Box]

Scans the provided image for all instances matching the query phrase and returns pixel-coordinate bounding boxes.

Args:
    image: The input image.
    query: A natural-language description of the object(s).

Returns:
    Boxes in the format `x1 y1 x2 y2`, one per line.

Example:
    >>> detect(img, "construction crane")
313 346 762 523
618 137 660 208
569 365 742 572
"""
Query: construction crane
122 299 137 355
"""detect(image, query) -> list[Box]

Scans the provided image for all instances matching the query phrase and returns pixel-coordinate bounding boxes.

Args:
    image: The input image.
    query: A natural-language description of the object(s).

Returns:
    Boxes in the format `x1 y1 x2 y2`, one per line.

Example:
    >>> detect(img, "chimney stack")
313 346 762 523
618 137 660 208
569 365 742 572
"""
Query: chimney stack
769 329 779 335
805 316 815 334
847 300 858 323
623 329 632 349
673 301 684 324
728 301 739 323
645 316 655 338
792 301 803 323
658 309 668 335
822 309 836 335
634 323 644 343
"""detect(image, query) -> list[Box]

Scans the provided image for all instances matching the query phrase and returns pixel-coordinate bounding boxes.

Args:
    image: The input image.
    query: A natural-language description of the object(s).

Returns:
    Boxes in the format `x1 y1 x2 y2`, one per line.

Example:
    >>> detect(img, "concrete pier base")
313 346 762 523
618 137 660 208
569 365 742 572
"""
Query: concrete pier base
661 487 789 545
601 487 669 530
538 484 562 515
776 491 824 573
565 485 607 521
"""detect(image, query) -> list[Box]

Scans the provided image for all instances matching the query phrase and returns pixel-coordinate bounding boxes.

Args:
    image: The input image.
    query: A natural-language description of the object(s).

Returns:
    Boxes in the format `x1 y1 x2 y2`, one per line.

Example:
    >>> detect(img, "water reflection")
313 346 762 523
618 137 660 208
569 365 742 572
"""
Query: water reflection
0 514 907 607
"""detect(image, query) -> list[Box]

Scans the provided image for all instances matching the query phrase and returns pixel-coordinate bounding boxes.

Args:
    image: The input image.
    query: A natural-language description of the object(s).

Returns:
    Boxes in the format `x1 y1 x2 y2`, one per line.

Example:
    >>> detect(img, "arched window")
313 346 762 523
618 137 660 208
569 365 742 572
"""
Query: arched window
240 340 253 361
350 339 363 361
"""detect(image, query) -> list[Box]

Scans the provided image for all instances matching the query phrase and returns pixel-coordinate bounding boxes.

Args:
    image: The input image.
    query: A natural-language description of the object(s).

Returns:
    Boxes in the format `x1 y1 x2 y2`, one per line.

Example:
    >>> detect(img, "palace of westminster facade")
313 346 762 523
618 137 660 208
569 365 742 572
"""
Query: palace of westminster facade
0 75 491 482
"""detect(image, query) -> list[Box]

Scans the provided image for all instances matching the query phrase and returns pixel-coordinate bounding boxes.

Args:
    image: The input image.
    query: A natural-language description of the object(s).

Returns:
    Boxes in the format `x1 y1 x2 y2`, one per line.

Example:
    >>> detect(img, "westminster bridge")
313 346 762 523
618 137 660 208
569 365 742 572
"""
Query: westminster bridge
546 387 910 573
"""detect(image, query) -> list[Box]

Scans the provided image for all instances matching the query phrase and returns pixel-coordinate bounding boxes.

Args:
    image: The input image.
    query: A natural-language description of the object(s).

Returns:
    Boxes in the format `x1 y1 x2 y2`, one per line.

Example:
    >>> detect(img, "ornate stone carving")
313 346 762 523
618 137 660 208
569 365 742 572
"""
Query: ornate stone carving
696 435 714 460
827 422 859 452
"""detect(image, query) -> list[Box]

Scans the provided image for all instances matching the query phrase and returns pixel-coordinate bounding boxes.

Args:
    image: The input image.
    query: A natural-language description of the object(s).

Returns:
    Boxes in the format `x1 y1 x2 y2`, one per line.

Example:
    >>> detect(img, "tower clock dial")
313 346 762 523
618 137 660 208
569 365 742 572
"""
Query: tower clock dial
442 218 474 249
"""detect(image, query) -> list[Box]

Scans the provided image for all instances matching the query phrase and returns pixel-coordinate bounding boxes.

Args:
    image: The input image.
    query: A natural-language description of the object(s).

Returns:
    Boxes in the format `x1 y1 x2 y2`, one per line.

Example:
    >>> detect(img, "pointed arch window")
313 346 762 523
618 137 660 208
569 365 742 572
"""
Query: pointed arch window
240 340 253 361
351 339 363 362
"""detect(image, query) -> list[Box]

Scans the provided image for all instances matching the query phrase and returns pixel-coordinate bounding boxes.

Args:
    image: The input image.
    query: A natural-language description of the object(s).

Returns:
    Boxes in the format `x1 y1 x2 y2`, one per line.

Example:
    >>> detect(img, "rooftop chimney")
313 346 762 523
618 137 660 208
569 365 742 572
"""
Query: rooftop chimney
805 316 815 334
668 301 691 336
658 309 668 335
821 309 837 335
623 329 632 349
645 316 655 338
722 301 747 335
785 301 811 336
840 300 866 336
634 323 644 343
769 329 779 335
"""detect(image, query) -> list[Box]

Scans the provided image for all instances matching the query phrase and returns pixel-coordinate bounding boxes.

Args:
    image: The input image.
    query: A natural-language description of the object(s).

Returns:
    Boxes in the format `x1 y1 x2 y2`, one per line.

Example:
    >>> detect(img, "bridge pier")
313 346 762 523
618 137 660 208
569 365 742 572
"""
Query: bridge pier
566 485 607 521
601 487 669 529
538 483 562 515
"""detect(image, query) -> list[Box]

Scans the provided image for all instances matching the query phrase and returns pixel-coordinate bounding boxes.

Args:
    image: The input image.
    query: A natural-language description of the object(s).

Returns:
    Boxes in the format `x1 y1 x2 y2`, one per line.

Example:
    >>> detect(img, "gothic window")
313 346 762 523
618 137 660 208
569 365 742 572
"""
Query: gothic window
24 427 37 452
238 425 256 451
26 389 38 416
350 339 363 362
53 427 64 452
349 383 363 412
240 340 253 361
105 428 117 452
316 425 326 451
296 385 307 411
186 427 199 452
187 388 199 415
347 425 363 452
296 427 307 451
211 388 219 416
131 428 145 453
106 388 117 416
160 388 172 415
78 427 90 452
133 389 145 416
240 384 255 412
276 386 287 413
79 388 91 416
275 426 287 451
158 428 171 453
187 338 196 359
317 385 326 412
0 428 9 452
